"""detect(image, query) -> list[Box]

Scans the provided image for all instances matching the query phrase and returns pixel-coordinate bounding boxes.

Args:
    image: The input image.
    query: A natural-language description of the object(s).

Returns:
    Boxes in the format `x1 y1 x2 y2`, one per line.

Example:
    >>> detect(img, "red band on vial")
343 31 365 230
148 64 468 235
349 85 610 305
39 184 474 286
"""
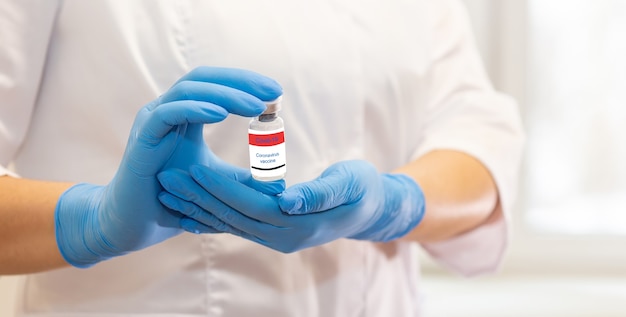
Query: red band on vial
248 132 285 146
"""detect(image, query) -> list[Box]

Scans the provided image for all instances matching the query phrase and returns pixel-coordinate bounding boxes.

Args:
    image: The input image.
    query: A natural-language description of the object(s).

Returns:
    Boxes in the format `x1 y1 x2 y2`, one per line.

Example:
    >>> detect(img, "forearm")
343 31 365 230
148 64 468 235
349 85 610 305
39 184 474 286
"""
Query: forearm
0 176 73 274
394 150 498 243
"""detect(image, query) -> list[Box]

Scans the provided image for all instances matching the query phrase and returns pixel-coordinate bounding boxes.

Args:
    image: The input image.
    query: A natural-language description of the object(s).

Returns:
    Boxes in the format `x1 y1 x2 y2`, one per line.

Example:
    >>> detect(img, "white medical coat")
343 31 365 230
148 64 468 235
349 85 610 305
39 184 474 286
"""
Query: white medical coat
0 0 524 316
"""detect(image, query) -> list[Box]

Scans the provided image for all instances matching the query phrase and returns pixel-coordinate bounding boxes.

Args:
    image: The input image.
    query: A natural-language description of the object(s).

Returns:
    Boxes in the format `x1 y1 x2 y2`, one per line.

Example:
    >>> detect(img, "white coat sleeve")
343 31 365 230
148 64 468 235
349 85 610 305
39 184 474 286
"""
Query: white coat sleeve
413 0 525 276
0 0 59 176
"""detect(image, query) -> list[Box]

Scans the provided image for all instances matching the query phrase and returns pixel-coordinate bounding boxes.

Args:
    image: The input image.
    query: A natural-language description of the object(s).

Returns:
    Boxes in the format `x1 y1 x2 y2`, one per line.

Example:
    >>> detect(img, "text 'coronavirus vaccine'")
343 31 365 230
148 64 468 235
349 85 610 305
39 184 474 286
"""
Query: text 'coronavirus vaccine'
249 96 286 181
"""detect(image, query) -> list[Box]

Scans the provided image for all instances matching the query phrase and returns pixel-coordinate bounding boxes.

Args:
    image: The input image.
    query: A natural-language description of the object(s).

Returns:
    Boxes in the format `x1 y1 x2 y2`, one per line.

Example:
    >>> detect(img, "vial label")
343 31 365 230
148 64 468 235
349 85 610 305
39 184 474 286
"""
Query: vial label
248 128 286 179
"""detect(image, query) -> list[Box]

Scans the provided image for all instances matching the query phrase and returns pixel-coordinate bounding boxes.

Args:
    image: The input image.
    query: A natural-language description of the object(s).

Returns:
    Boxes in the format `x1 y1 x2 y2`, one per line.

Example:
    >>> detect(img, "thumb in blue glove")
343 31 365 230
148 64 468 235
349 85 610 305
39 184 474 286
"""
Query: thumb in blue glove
55 67 283 267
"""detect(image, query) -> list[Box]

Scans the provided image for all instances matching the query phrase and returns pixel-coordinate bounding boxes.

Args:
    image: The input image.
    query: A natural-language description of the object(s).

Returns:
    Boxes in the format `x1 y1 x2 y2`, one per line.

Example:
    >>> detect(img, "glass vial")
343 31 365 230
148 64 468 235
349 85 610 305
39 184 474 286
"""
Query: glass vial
249 96 286 181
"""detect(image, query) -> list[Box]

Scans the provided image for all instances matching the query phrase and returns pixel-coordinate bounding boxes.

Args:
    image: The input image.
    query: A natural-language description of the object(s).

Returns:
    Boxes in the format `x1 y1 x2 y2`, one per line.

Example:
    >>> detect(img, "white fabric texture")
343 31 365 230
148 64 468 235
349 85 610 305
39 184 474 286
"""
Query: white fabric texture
0 0 523 316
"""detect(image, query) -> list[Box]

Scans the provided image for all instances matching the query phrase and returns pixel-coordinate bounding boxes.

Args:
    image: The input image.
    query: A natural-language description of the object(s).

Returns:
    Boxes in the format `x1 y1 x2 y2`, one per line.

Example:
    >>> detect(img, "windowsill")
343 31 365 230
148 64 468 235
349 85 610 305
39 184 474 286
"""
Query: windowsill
421 272 626 317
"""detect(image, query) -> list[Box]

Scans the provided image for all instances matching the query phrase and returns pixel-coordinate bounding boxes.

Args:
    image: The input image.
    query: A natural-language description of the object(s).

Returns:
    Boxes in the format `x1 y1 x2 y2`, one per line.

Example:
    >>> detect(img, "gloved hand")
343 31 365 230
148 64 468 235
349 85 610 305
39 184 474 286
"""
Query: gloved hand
55 67 284 267
156 160 425 253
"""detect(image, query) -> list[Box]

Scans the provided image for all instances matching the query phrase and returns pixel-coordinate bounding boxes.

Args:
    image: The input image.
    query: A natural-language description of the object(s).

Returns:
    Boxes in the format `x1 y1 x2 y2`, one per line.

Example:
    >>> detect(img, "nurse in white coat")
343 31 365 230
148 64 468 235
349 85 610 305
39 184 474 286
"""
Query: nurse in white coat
0 1 523 316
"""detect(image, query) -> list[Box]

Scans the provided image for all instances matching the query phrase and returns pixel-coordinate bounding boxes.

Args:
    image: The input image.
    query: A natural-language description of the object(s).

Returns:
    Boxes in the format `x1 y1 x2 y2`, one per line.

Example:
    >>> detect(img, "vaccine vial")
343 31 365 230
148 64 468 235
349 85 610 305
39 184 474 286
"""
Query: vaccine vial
248 96 286 181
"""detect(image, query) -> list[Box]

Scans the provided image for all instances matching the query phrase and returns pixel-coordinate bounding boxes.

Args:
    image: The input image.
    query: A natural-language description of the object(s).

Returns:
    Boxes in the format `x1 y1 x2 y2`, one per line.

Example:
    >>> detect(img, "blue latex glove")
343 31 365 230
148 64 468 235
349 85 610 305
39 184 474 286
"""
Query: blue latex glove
157 160 425 253
55 67 284 267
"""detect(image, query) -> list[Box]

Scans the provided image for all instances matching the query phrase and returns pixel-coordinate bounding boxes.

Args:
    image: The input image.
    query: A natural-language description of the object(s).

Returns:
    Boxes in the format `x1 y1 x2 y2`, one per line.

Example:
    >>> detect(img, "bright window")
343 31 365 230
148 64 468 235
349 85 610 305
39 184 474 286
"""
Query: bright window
525 0 626 235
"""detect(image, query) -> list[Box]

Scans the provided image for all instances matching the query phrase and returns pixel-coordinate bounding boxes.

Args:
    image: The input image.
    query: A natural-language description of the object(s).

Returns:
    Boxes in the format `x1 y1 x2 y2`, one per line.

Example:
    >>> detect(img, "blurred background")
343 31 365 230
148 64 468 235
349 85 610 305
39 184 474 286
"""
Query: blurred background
2 1 625 316
421 0 626 316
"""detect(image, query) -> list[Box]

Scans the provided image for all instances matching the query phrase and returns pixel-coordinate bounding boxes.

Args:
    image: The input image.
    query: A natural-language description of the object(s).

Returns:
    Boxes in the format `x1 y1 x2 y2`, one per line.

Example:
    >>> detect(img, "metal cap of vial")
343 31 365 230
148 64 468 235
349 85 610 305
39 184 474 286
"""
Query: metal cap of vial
262 96 282 114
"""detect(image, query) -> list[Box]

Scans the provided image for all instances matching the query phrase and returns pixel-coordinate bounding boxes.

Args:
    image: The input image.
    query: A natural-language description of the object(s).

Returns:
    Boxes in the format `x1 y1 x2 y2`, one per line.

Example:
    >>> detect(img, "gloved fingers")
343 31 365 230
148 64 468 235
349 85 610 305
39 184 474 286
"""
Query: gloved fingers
159 189 256 237
219 166 286 195
278 162 368 215
141 100 228 142
160 192 252 237
159 190 224 228
157 168 274 237
189 164 286 225
173 66 283 102
181 214 267 246
159 81 267 117
239 173 286 195
165 196 266 244
208 154 285 195
179 217 221 234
